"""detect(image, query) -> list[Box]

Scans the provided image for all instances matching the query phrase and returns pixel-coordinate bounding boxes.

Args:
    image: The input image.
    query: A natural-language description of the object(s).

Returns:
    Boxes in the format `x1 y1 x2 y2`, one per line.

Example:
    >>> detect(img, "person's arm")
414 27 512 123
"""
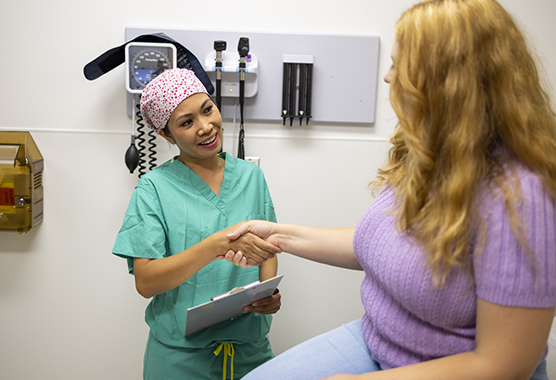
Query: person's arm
259 256 278 282
324 300 555 380
133 223 281 298
226 221 362 270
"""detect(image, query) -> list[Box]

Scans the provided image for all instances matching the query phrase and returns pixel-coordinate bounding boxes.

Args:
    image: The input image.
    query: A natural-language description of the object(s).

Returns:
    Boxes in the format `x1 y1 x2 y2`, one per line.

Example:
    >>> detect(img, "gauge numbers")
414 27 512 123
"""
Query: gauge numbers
125 42 177 94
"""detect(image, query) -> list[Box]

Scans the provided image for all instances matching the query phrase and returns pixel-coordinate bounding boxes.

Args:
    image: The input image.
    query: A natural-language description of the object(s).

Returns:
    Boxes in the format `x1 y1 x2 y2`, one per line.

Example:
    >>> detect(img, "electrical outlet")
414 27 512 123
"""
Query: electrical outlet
245 156 260 167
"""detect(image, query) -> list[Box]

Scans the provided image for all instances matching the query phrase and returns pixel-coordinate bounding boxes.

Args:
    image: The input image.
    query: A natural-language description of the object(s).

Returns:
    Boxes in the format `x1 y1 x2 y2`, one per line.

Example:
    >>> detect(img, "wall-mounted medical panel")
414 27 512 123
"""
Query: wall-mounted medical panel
126 27 380 124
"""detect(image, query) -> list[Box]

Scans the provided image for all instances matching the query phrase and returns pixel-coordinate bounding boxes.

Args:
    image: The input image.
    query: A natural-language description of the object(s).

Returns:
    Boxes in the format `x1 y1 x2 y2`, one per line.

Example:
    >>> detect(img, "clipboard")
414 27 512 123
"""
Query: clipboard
185 274 283 336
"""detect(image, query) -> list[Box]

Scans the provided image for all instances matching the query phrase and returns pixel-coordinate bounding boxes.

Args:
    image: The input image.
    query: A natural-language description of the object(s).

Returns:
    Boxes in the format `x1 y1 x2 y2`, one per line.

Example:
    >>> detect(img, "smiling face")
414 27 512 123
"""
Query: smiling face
159 93 223 165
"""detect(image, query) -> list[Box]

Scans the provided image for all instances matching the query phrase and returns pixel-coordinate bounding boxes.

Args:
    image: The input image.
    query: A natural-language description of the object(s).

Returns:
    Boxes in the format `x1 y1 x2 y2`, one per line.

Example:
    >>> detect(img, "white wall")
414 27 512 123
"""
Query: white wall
0 1 555 379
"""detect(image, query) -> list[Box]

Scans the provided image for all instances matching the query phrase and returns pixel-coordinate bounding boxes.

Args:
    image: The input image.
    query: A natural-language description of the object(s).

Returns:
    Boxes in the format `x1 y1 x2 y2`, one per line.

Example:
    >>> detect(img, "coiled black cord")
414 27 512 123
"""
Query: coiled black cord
134 100 158 178
135 103 147 178
147 128 157 171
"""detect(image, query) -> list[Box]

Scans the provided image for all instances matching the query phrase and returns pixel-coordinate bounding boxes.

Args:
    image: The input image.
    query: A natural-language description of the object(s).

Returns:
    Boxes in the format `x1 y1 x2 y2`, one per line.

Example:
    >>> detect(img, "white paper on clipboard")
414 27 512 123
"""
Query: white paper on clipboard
185 274 284 336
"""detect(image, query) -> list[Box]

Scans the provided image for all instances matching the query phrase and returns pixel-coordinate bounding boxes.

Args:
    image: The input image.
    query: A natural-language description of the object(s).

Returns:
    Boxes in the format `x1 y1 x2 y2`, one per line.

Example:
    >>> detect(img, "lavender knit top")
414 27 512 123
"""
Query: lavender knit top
353 161 556 369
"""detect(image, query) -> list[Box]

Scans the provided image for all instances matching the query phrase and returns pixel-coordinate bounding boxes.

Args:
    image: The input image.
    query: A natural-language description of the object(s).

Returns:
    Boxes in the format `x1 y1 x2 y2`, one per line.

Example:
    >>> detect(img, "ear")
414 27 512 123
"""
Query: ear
157 128 175 144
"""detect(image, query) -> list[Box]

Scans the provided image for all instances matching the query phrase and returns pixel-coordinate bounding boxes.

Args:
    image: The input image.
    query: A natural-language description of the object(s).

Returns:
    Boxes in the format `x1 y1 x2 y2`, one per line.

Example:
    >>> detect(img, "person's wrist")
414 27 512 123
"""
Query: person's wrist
207 230 229 259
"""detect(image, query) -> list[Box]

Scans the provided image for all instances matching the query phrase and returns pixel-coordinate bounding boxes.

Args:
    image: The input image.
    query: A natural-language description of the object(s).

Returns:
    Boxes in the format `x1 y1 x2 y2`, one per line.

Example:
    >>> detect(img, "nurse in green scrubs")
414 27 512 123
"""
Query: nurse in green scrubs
113 69 282 380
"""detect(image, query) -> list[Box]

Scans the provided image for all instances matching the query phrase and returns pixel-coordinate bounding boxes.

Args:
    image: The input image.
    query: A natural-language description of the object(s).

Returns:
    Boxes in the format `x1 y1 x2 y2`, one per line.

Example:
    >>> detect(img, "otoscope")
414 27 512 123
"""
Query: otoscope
213 40 226 112
237 37 249 160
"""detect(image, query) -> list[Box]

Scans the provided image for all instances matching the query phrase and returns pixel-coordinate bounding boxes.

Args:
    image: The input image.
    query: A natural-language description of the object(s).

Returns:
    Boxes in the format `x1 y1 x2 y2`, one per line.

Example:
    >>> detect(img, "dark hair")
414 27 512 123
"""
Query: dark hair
163 123 171 136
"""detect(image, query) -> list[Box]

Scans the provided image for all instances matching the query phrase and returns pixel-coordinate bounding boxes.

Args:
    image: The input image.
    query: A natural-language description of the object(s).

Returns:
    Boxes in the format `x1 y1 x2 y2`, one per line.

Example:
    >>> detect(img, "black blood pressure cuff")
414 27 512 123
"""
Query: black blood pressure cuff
83 32 214 94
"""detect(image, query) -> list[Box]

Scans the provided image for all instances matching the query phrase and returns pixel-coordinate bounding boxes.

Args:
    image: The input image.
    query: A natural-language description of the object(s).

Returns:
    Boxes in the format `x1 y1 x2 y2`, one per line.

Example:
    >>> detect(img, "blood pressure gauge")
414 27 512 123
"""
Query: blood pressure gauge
125 42 177 94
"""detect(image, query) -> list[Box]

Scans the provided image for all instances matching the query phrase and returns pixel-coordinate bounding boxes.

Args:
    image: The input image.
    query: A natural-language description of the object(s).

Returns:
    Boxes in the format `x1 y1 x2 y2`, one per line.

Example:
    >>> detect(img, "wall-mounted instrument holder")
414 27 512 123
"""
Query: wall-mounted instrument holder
126 27 380 125
204 51 259 99
282 54 314 126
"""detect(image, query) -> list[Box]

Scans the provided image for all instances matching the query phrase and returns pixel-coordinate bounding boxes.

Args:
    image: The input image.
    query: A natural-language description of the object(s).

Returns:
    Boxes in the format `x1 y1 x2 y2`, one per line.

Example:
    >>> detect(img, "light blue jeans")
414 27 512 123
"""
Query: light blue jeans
242 319 549 380
243 320 380 380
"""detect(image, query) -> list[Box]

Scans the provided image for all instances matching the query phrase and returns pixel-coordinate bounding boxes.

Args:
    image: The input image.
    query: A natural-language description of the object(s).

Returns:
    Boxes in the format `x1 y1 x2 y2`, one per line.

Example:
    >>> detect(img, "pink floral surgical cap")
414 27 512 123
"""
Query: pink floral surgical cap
140 69 209 131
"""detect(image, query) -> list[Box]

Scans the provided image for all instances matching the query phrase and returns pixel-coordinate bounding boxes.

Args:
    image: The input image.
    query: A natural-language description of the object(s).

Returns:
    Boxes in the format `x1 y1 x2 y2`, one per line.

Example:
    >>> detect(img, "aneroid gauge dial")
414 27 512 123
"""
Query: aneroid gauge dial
125 42 177 94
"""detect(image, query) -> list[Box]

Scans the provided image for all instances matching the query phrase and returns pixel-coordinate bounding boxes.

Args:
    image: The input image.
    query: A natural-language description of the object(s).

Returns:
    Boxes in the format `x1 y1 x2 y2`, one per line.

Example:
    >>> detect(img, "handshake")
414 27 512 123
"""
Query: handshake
218 220 281 268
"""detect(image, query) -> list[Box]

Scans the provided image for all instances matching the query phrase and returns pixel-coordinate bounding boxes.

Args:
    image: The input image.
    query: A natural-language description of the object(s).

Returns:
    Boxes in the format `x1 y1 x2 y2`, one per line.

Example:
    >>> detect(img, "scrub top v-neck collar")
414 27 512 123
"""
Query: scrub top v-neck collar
172 152 233 215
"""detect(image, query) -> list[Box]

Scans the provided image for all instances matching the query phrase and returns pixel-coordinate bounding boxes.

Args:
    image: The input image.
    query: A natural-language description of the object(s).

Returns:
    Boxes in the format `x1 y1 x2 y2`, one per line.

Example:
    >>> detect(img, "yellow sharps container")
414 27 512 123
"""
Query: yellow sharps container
0 132 44 234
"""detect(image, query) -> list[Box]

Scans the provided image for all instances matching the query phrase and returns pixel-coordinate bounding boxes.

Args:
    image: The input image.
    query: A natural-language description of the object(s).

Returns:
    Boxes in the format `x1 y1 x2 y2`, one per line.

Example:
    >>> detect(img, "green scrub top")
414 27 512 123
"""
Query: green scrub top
113 153 276 376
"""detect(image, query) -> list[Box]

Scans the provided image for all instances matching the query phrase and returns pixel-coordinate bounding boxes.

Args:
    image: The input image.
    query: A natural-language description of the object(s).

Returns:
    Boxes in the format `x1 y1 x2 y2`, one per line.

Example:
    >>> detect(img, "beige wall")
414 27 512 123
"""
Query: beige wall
1 1 555 379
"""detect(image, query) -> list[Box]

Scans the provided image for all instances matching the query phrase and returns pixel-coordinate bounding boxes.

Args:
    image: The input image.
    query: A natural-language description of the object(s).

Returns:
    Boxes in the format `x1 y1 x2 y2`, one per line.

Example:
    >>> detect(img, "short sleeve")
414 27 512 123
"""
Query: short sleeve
475 170 556 308
112 181 168 274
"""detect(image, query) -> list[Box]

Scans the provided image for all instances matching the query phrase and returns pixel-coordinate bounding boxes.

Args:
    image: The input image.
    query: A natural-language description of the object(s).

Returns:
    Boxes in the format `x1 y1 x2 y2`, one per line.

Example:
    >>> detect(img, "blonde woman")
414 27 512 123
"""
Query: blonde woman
225 0 556 379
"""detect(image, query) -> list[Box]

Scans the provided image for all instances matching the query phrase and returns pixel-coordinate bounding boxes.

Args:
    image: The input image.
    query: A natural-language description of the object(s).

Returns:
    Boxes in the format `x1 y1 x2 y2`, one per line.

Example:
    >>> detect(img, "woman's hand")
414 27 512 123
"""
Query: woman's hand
221 221 281 266
225 222 362 270
242 291 281 314
227 232 279 264
220 222 280 265
226 220 280 247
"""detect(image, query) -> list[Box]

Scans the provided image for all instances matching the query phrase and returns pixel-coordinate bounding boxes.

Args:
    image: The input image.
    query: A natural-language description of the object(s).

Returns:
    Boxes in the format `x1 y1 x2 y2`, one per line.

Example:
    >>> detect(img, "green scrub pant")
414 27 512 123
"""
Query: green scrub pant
143 332 274 380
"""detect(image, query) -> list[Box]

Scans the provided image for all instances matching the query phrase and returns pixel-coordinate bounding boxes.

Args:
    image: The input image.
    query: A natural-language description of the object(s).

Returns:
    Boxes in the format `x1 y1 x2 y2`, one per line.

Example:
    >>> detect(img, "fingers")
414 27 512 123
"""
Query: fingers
243 292 281 315
223 250 260 268
234 246 267 265
226 220 276 244
245 258 260 266
222 251 260 268
252 235 281 255
226 221 252 240
230 233 279 264
224 251 254 268
217 250 235 260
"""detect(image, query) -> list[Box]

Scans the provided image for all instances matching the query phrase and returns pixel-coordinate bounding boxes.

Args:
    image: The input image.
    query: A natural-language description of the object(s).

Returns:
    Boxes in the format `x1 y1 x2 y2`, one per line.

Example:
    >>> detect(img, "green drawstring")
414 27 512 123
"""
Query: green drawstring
213 342 235 380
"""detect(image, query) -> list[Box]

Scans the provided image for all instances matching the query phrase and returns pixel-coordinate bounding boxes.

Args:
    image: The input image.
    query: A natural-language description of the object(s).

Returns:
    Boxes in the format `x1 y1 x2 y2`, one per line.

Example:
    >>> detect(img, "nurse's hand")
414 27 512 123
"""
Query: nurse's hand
223 220 282 266
223 222 280 265
242 290 281 315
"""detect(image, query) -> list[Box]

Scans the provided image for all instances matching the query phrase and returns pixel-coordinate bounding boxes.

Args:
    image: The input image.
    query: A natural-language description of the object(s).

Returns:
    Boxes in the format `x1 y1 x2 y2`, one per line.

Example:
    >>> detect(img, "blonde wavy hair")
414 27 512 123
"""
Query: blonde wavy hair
373 0 556 286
